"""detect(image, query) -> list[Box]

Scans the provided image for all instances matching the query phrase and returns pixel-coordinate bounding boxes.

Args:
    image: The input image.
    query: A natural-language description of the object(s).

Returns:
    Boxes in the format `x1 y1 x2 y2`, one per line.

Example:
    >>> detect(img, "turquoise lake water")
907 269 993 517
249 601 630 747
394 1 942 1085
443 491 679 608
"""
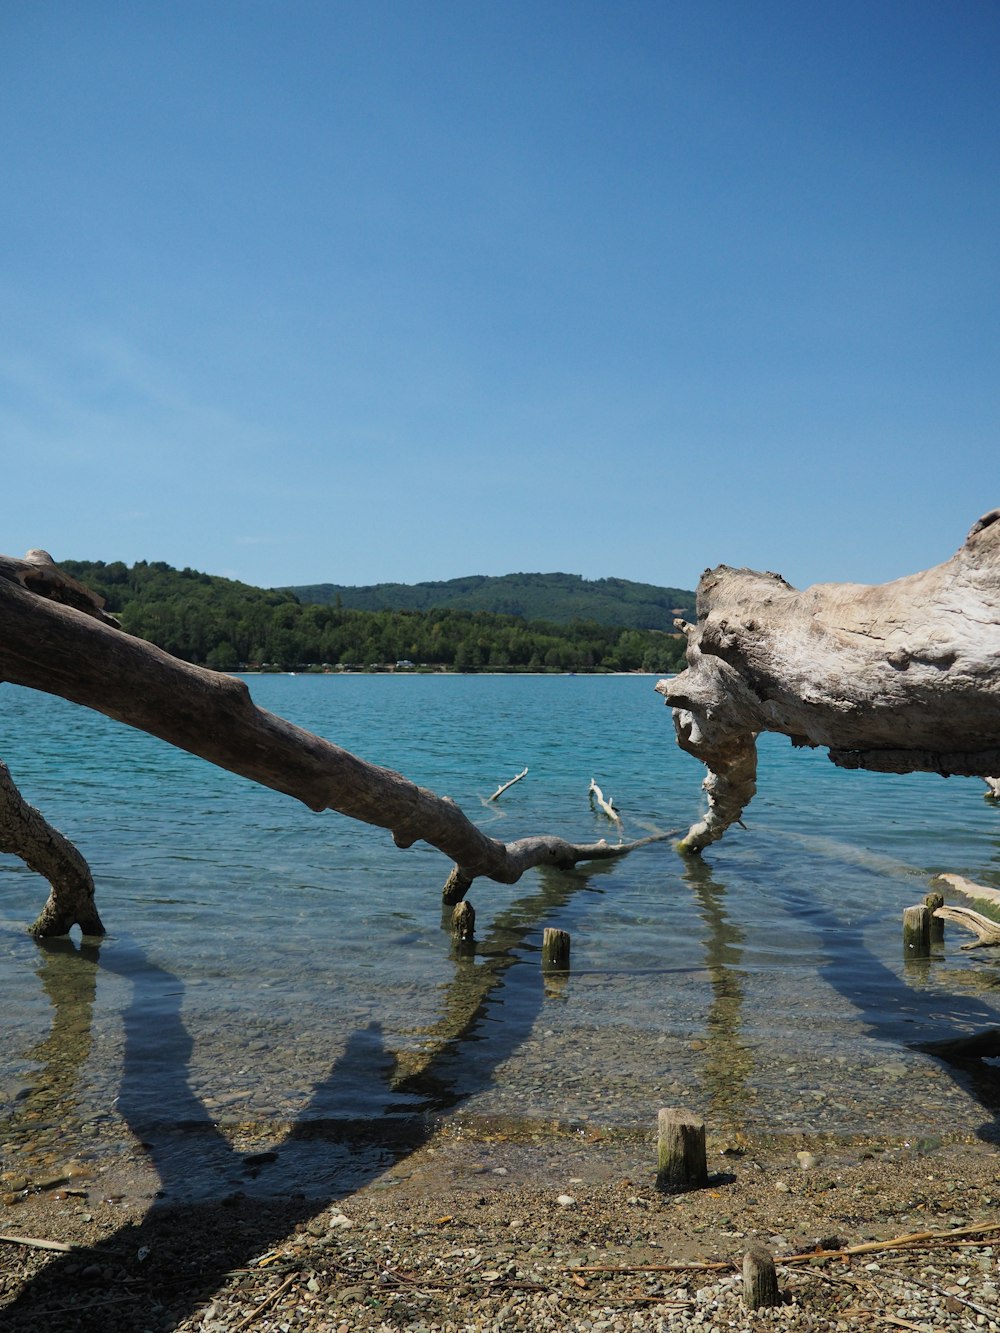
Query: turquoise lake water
3 673 1000 1200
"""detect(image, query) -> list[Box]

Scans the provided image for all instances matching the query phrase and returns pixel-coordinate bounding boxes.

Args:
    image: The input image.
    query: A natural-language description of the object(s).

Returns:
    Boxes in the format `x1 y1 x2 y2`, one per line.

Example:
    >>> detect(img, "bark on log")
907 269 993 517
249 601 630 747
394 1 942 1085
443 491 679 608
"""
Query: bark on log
0 552 670 935
657 512 1000 851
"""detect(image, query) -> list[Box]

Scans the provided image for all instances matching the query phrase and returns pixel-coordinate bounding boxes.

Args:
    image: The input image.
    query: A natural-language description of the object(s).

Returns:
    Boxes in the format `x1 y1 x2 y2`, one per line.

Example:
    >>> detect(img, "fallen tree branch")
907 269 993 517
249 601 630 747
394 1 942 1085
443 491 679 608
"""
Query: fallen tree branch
486 767 528 802
230 1271 298 1333
935 872 1000 910
0 758 105 937
0 1233 76 1252
931 904 1000 948
571 1219 1000 1279
0 553 670 932
657 512 1000 851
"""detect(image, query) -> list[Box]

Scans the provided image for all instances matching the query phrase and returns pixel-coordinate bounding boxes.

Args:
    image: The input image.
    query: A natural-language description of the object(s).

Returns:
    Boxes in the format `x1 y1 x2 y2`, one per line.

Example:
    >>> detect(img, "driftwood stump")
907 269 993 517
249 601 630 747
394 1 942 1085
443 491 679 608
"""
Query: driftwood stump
656 1107 707 1192
541 927 571 971
903 904 931 956
742 1246 780 1309
451 901 475 942
924 891 945 945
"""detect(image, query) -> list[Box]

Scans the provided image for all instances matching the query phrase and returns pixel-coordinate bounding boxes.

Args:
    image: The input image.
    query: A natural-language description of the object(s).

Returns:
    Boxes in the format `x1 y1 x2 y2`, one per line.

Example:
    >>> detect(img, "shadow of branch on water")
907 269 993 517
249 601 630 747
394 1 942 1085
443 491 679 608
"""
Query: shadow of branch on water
0 861 615 1330
770 875 1000 1139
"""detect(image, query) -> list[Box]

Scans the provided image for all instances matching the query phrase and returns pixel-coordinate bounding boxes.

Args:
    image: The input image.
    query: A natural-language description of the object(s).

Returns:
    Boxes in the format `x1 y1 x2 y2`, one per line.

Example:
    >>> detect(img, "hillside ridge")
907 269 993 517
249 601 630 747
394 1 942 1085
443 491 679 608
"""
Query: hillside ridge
55 559 689 673
286 571 696 630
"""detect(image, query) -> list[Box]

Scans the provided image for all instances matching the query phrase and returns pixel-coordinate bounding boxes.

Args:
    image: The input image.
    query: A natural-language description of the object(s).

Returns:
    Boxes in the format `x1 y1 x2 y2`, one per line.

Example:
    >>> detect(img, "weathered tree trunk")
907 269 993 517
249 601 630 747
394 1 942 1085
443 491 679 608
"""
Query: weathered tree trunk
0 552 668 936
657 512 1000 851
0 759 105 937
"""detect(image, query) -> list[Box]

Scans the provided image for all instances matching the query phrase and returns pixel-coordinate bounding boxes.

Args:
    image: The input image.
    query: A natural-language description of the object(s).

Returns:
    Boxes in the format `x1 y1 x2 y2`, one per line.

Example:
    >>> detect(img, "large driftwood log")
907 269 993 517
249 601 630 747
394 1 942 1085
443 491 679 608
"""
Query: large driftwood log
0 552 669 936
657 512 1000 851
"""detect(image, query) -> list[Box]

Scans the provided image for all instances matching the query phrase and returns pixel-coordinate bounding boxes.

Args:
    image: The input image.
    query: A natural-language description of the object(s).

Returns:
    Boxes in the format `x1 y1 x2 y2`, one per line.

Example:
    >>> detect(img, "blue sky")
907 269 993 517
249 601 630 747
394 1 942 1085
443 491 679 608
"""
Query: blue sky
2 1 997 593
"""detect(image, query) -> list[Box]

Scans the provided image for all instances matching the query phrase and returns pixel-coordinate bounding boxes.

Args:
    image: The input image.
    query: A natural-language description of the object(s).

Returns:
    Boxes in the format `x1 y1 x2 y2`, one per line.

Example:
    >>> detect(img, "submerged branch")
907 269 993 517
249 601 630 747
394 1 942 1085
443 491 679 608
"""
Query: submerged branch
486 767 528 803
588 778 622 827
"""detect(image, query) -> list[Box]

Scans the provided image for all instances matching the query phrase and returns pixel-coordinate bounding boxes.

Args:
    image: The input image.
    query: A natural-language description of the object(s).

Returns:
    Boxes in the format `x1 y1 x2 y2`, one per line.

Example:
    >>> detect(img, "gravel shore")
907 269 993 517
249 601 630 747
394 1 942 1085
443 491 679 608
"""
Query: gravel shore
3 1122 1000 1331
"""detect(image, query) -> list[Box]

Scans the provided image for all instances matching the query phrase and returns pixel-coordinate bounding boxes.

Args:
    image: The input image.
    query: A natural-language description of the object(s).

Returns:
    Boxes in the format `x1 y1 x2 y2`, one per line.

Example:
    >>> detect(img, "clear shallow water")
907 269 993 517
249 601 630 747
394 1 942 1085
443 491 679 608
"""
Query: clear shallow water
2 674 1000 1201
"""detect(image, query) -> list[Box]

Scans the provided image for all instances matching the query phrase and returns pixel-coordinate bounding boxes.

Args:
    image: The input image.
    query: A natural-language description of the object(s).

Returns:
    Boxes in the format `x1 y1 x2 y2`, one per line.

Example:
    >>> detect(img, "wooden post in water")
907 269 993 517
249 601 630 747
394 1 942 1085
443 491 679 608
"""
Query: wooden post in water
656 1107 707 1192
903 904 931 956
742 1246 780 1309
925 891 945 946
451 900 475 943
541 927 571 971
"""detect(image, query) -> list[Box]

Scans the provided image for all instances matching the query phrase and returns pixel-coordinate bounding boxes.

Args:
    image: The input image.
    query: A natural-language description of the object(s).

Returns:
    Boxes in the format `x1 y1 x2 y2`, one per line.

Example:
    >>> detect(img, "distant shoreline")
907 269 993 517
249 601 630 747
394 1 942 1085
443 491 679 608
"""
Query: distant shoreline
233 667 667 678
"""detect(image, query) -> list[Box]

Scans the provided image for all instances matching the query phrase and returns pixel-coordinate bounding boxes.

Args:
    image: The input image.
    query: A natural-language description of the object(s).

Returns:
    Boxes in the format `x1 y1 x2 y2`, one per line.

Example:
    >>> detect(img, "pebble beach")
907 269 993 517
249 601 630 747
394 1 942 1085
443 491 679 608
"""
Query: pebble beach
4 1122 1000 1331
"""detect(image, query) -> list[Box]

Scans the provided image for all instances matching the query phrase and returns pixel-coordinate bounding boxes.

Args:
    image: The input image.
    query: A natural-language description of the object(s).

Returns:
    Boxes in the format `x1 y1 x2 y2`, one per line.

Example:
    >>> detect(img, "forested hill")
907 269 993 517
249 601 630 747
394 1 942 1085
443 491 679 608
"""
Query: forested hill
286 572 696 629
57 560 688 674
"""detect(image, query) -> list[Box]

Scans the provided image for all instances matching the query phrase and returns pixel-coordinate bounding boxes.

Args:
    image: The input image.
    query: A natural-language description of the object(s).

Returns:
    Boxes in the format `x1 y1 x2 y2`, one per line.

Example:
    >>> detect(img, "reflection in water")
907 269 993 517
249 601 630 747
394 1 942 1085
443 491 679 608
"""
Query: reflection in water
3 938 102 1175
682 858 753 1126
393 861 612 1103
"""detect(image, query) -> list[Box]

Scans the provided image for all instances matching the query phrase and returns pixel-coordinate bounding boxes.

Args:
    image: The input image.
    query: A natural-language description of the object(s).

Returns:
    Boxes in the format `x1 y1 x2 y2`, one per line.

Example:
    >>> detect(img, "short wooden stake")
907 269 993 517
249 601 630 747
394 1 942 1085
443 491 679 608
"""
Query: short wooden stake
541 927 570 971
903 904 931 956
742 1245 780 1309
451 901 475 942
656 1107 707 1192
924 891 945 945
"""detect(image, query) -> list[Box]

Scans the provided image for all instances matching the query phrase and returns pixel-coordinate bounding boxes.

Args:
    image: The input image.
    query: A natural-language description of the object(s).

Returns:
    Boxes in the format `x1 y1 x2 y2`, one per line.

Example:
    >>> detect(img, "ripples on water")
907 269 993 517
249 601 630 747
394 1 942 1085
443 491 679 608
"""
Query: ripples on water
2 674 1000 1200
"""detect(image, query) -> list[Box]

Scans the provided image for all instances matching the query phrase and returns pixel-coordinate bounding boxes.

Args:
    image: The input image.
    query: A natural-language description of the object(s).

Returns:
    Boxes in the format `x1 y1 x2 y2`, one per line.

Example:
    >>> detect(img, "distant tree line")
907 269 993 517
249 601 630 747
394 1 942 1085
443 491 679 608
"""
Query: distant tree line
61 560 686 674
287 570 696 629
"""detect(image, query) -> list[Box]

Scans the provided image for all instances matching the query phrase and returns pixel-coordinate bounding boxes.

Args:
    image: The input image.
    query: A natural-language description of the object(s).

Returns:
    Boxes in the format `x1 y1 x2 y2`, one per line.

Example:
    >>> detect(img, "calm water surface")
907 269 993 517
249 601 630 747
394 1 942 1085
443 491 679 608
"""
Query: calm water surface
2 674 1000 1199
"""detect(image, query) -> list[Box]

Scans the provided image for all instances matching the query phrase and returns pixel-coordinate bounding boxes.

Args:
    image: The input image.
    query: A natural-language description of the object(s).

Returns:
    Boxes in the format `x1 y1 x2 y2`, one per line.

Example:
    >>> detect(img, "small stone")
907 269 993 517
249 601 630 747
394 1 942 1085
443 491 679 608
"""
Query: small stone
796 1152 819 1170
337 1284 369 1303
556 1194 577 1207
879 1062 908 1079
